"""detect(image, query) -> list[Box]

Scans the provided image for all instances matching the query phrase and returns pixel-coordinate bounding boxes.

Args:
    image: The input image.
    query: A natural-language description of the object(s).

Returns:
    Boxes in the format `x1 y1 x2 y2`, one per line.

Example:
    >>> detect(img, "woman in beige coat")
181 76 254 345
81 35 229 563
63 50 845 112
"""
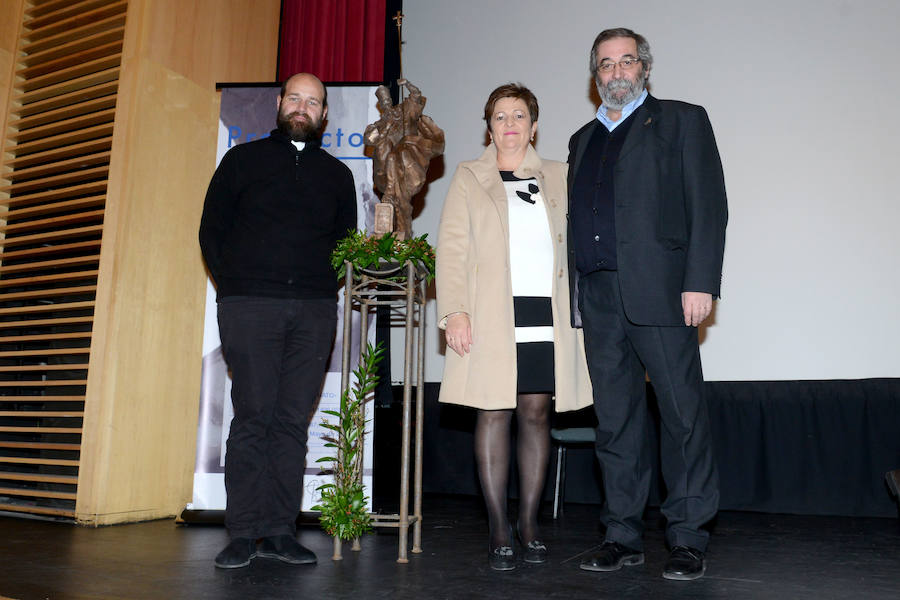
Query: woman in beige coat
436 84 592 571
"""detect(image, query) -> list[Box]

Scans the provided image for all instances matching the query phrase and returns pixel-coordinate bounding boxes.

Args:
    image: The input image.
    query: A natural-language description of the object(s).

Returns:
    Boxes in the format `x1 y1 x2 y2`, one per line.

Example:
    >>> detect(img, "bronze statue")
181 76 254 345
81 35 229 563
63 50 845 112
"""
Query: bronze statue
364 79 444 239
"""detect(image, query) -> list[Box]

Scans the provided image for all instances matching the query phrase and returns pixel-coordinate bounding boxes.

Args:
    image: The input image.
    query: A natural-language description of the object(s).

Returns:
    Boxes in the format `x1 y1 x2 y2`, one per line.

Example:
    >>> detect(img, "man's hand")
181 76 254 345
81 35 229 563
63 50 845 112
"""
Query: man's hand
681 292 713 327
445 313 472 356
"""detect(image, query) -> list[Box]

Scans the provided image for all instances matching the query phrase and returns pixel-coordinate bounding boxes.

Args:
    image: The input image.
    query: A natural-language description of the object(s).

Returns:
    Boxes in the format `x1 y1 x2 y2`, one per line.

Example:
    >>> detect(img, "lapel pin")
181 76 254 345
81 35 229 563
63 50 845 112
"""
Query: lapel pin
644 117 652 126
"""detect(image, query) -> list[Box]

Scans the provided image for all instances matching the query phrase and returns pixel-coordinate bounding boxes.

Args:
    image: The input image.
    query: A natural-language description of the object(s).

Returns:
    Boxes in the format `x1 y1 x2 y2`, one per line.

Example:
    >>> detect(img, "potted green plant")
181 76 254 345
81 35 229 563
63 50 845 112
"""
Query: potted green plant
312 342 385 544
330 231 435 281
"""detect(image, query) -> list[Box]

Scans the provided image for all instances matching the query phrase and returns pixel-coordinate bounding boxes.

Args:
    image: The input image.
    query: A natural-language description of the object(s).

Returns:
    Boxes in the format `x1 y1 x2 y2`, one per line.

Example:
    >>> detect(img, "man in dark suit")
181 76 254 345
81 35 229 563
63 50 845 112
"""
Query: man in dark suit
568 28 727 581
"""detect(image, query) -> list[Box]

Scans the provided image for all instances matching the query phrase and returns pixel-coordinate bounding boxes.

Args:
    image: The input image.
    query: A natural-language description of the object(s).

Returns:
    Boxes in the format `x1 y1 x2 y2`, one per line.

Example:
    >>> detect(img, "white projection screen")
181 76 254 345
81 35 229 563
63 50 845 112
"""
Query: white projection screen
397 0 900 383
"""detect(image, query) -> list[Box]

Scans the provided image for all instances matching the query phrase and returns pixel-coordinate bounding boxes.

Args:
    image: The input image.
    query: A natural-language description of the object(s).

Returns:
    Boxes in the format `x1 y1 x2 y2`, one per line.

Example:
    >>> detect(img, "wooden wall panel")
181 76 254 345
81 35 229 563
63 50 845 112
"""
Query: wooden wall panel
142 0 281 88
76 0 279 524
1 2 25 164
77 61 218 523
2 0 122 520
0 2 22 50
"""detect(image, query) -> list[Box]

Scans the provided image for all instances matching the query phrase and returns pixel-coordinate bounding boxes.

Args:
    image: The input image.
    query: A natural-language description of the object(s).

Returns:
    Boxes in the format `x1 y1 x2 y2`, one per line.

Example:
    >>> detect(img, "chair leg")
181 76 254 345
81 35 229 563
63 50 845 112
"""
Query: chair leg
558 446 567 517
553 445 563 519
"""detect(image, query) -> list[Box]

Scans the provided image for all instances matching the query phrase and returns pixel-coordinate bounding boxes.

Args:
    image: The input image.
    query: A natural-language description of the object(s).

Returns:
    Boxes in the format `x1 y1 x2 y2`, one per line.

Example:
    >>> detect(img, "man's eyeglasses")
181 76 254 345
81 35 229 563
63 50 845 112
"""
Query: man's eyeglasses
597 57 642 73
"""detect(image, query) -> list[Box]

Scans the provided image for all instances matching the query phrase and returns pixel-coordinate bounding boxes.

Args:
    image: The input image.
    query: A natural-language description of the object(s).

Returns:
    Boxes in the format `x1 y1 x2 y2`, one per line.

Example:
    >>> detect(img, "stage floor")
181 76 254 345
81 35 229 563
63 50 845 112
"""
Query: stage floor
1 495 898 600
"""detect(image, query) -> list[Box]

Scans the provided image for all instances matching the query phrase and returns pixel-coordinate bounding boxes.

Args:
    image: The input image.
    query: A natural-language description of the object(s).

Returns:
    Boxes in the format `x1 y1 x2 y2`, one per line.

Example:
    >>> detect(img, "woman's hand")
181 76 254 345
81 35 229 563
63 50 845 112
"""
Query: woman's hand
445 313 473 357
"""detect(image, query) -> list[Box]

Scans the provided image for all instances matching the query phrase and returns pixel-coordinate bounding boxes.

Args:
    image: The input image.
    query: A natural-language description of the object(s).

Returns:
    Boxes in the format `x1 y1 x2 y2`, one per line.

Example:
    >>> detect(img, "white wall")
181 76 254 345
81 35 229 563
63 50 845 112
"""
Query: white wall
399 0 900 382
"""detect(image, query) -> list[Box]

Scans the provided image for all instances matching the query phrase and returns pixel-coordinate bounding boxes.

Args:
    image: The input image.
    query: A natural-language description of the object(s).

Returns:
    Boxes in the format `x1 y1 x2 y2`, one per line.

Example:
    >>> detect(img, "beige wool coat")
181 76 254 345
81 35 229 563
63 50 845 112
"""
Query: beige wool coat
436 143 593 412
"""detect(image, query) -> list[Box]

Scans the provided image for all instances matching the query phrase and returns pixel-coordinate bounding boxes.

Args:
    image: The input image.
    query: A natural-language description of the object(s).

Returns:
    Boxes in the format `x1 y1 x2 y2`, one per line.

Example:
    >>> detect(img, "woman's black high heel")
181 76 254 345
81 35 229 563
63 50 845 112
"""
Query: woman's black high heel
488 525 517 571
517 521 548 564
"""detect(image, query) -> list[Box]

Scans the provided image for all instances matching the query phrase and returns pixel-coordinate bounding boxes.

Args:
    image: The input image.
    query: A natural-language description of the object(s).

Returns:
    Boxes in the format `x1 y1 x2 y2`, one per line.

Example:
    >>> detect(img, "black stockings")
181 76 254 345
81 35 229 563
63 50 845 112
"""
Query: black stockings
474 393 551 549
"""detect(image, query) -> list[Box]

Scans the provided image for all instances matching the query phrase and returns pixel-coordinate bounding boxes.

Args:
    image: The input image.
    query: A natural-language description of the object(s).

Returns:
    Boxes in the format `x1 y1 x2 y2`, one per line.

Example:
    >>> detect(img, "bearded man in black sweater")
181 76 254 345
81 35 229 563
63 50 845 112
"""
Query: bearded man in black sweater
200 73 357 569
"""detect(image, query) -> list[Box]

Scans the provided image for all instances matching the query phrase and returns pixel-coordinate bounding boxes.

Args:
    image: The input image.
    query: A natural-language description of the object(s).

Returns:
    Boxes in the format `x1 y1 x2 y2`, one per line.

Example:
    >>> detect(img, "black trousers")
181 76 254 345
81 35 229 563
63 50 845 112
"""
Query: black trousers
217 296 336 540
578 271 719 552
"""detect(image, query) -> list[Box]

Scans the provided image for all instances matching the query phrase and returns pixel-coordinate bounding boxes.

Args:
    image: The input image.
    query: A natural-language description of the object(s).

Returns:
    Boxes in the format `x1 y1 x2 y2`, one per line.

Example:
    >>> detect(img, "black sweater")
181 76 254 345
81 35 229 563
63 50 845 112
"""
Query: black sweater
199 130 357 300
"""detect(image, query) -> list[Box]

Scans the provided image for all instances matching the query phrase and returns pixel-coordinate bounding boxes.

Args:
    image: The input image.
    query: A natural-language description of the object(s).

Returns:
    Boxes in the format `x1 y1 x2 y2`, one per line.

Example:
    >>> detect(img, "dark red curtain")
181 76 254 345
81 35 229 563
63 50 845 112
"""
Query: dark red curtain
278 0 386 82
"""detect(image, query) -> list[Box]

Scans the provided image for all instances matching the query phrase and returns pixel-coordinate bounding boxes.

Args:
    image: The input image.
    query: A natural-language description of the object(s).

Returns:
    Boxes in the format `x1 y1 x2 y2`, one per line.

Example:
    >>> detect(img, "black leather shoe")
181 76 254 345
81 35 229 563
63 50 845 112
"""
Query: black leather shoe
488 545 516 571
214 537 256 569
257 535 317 565
886 470 900 501
662 546 706 580
579 541 644 572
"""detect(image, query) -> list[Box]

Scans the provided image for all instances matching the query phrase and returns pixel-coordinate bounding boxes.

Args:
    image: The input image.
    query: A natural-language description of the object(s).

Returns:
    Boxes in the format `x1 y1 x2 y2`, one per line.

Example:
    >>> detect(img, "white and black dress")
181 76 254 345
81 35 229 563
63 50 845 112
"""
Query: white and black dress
501 170 555 394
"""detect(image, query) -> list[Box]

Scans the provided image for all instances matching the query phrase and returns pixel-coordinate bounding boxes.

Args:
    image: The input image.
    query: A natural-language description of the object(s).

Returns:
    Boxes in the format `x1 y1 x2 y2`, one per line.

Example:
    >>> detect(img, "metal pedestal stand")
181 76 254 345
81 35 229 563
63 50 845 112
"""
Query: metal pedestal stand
333 260 426 563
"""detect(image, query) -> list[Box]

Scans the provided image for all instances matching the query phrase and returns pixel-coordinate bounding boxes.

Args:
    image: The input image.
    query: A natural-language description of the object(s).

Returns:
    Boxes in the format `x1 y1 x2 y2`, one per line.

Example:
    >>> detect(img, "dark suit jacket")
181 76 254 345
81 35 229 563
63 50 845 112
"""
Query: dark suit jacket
567 94 728 327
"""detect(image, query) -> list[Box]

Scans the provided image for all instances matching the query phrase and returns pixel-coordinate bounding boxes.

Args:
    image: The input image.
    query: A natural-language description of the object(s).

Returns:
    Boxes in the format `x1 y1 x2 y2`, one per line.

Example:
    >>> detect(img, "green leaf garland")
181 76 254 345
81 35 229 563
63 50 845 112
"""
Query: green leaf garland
331 231 436 281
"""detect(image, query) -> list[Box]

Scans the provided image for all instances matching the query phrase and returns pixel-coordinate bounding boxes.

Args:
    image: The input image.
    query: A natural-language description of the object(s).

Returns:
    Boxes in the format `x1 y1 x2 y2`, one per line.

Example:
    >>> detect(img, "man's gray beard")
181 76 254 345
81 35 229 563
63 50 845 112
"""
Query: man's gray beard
597 73 645 110
276 110 321 142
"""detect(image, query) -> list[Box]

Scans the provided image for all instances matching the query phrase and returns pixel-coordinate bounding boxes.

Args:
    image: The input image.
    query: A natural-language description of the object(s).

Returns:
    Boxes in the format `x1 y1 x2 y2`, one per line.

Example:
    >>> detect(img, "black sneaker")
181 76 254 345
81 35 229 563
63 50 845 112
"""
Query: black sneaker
214 537 256 569
257 535 317 565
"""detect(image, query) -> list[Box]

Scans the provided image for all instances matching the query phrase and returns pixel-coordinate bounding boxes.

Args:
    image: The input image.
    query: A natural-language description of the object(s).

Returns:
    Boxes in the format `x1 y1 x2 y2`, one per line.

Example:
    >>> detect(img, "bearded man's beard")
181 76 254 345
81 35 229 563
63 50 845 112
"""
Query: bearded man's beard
277 109 322 142
597 71 646 110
